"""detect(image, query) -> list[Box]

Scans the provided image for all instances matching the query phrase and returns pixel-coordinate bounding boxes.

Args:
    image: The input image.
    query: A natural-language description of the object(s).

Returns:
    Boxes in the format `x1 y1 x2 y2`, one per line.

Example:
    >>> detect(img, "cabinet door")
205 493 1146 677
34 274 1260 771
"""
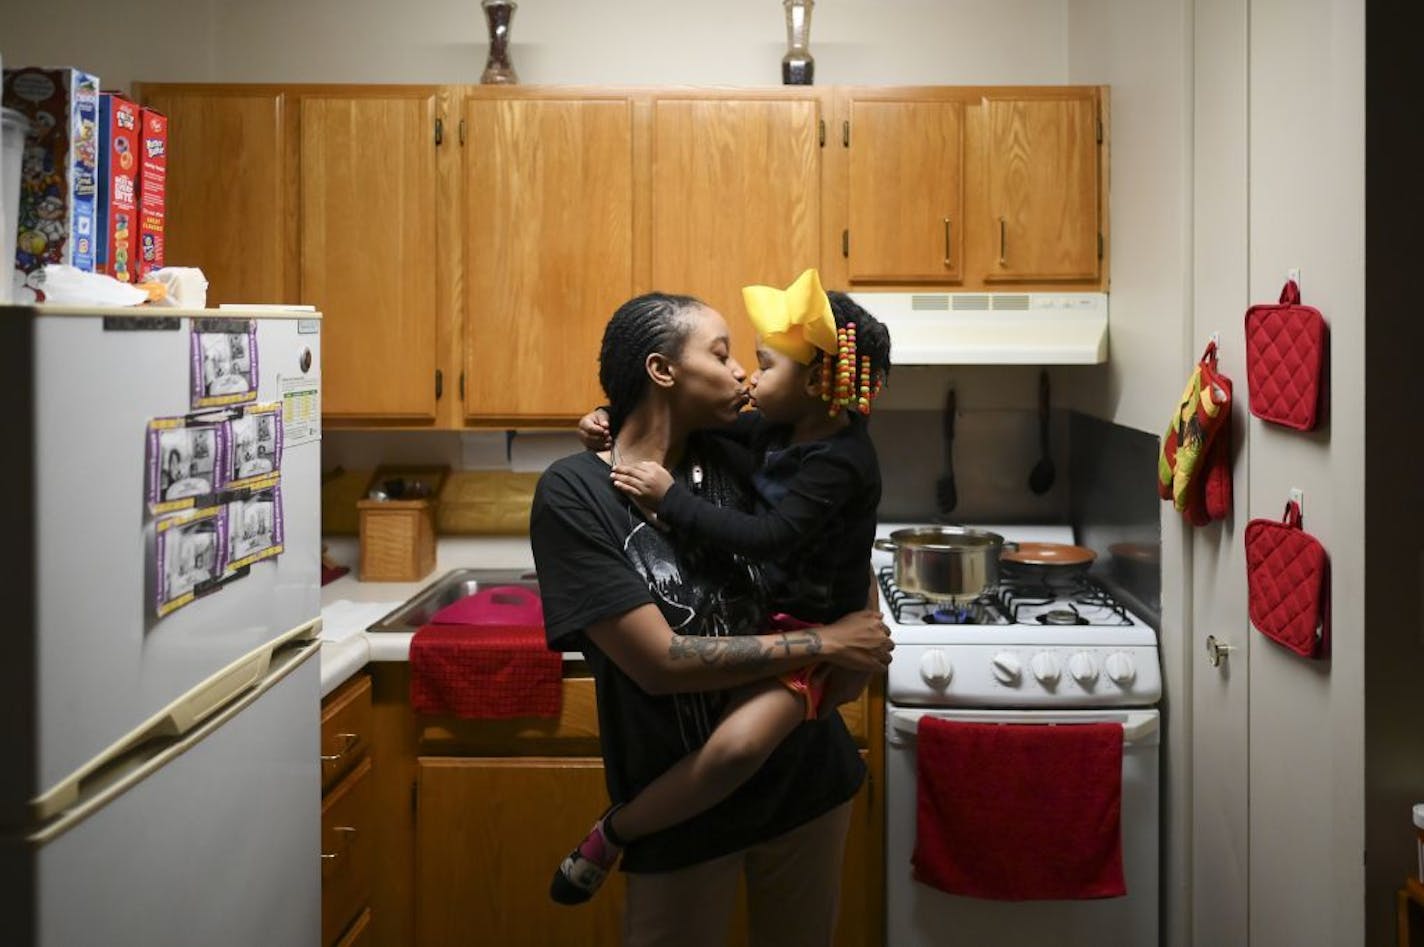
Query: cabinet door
300 92 439 421
651 98 821 371
135 87 292 307
983 94 1100 281
416 757 624 946
848 99 964 283
463 98 634 424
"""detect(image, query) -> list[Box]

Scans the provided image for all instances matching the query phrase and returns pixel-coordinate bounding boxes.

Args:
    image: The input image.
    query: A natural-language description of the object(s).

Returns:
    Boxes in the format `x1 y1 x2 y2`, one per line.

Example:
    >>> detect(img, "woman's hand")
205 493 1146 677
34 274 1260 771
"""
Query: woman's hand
578 408 612 450
611 461 675 508
817 610 894 673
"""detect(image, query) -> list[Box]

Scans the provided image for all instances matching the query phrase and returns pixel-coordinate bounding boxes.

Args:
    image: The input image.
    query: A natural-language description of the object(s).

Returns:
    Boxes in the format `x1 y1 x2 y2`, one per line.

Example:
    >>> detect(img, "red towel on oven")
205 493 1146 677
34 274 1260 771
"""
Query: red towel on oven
912 719 1125 900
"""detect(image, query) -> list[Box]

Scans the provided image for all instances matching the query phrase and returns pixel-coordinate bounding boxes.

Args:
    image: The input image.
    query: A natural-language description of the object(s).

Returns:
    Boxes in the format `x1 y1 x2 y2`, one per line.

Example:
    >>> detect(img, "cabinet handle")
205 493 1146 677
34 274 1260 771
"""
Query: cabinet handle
321 825 357 862
460 371 466 401
943 217 952 267
435 369 443 400
998 217 1007 266
320 732 359 763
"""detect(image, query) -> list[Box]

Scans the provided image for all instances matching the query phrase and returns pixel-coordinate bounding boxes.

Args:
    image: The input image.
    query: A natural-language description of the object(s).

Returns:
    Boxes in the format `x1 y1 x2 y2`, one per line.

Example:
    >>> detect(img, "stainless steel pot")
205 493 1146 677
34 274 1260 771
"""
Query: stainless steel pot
873 526 1017 602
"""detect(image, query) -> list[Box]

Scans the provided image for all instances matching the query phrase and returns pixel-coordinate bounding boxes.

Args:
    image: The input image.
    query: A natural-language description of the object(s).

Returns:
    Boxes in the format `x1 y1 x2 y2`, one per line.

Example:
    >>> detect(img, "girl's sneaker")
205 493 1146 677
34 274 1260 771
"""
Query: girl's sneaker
549 806 625 905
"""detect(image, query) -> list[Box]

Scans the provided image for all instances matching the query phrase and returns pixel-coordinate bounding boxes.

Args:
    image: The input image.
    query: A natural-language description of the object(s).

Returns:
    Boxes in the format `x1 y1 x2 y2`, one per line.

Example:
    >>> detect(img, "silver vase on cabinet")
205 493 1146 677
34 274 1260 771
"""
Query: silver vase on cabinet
481 0 519 84
782 0 815 85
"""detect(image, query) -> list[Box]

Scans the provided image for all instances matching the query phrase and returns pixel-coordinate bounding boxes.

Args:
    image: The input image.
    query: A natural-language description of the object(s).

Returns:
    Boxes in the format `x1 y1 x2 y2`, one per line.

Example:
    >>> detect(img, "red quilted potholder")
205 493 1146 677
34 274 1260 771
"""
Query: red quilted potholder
1244 500 1330 658
1245 280 1327 430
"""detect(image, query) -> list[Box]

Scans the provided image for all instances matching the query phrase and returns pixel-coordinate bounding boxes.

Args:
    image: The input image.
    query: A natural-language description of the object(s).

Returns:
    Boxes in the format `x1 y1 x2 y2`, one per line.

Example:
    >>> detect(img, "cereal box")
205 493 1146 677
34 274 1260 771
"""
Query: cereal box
137 106 166 280
1 67 100 298
97 92 139 282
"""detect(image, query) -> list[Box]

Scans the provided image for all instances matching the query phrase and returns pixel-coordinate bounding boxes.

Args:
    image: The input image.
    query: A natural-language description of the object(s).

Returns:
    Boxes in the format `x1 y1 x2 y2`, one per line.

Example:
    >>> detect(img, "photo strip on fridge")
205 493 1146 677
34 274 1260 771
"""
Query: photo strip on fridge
146 319 286 617
189 318 258 409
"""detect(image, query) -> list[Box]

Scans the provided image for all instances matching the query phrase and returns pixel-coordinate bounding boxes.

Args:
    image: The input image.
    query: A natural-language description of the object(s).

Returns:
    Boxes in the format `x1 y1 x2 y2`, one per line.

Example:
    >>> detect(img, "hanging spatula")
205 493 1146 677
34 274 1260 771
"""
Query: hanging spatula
936 387 958 514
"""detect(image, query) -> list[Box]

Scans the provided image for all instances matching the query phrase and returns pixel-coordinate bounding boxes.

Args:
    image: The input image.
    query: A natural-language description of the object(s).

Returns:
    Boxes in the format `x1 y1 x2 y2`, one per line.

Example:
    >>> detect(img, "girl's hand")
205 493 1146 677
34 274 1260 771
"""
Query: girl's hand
578 408 612 451
611 461 675 508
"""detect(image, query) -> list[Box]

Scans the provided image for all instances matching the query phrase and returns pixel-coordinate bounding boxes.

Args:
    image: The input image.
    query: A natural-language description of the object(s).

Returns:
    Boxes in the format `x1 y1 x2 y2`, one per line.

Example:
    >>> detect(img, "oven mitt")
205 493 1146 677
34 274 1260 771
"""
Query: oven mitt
1158 341 1233 523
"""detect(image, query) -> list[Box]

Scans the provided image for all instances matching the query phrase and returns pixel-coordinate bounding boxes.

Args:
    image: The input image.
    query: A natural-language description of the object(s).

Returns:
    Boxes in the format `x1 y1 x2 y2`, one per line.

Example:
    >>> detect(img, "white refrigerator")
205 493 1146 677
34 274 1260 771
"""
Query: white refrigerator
0 305 324 947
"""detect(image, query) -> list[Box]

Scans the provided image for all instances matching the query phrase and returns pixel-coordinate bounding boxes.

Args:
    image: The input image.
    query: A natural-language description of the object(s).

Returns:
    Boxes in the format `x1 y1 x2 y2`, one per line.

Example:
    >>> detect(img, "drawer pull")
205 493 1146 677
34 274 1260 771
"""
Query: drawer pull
321 732 359 762
321 825 357 862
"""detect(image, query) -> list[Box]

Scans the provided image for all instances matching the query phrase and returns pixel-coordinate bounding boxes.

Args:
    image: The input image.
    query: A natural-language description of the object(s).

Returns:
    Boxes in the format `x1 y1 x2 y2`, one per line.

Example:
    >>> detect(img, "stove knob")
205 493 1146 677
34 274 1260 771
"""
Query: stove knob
1105 651 1137 686
919 649 954 689
1030 652 1061 686
1069 651 1099 685
990 651 1022 685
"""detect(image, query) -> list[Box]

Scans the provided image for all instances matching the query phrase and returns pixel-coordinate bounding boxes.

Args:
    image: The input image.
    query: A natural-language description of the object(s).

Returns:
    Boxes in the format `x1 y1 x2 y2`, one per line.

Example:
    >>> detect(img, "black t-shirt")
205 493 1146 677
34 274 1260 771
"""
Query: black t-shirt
529 434 865 873
659 412 881 624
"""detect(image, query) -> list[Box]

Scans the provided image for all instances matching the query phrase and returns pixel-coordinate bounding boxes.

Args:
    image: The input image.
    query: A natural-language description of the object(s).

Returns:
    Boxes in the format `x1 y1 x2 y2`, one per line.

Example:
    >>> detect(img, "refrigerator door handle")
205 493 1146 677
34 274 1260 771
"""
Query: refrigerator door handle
28 625 320 833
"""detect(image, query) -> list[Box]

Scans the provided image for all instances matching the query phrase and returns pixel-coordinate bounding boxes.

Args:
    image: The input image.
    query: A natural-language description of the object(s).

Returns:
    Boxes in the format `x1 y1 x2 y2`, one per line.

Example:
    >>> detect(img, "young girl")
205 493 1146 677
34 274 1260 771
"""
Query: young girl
552 269 892 904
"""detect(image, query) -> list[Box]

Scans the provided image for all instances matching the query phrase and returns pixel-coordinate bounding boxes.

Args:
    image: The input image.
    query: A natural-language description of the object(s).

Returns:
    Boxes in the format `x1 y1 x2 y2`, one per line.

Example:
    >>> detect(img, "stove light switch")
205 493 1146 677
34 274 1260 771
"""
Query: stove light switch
1030 652 1061 685
990 652 1022 685
919 649 954 689
1105 651 1137 686
1069 651 1099 685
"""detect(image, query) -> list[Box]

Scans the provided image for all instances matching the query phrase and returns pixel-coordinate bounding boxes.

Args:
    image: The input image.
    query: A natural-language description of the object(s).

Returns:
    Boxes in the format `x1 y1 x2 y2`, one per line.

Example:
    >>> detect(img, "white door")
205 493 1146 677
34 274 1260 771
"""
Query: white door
1191 0 1251 941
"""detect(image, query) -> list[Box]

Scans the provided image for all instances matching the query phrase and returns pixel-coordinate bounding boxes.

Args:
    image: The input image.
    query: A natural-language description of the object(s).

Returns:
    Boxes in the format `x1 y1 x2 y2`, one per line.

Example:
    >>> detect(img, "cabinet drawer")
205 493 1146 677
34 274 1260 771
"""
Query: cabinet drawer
420 676 601 755
420 675 875 752
334 907 372 947
321 673 372 792
322 756 374 947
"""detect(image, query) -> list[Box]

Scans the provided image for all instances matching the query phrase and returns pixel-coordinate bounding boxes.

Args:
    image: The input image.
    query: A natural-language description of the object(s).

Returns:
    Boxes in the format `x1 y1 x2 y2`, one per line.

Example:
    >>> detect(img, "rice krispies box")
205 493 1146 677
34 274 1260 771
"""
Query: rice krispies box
137 106 166 280
97 92 139 282
1 67 100 298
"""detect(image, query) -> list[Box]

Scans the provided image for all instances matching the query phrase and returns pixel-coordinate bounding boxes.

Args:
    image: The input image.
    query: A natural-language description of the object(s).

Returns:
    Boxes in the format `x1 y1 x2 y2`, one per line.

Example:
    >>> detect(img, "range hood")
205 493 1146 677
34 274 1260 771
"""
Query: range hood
846 292 1108 365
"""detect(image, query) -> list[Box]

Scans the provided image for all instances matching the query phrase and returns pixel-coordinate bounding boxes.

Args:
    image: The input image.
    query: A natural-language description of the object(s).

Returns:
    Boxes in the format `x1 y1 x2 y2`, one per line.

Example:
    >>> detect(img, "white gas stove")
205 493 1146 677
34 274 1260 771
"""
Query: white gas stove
874 523 1161 709
878 522 1163 947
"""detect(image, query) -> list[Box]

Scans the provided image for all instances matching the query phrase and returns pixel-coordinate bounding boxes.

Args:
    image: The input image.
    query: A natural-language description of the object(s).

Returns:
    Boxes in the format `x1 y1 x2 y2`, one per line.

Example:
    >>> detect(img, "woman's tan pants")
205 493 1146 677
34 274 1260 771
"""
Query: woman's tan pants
622 800 855 947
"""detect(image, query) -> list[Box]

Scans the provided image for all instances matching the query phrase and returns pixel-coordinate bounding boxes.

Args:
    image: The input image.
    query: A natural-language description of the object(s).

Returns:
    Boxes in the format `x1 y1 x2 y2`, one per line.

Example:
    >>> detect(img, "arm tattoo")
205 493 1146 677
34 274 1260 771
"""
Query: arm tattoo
667 630 823 667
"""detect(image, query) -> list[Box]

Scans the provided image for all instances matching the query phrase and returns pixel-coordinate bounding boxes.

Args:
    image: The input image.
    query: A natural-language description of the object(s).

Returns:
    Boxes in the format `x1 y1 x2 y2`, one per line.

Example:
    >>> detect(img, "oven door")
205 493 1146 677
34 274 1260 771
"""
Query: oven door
885 707 1160 947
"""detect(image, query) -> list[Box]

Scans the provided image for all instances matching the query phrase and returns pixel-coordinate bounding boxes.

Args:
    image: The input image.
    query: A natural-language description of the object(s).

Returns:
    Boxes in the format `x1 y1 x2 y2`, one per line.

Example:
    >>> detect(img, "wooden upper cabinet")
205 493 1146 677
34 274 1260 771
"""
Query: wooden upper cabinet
982 93 1100 282
847 99 964 283
650 97 821 372
463 97 633 424
300 91 439 421
134 87 292 306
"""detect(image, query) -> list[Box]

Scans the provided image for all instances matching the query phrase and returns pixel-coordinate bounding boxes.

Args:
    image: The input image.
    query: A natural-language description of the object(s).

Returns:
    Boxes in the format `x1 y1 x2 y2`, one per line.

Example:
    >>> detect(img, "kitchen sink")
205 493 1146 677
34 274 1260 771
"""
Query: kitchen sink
367 568 541 633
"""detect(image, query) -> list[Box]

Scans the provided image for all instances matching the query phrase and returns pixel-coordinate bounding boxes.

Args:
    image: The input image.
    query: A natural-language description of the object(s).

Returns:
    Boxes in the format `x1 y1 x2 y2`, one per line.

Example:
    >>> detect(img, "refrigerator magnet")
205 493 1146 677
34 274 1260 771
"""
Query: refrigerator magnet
146 417 228 514
226 402 283 490
155 504 228 617
190 319 259 409
226 482 284 573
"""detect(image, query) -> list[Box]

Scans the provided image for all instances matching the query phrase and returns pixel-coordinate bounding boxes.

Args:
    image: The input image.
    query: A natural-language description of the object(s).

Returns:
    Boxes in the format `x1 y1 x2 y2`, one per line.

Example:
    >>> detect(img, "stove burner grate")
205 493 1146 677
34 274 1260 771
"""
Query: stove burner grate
877 567 1006 625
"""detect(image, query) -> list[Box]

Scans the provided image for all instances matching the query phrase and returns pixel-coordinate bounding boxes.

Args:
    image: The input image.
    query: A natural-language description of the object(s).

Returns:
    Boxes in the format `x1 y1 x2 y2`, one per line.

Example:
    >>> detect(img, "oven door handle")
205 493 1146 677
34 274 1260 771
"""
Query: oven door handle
888 709 1159 746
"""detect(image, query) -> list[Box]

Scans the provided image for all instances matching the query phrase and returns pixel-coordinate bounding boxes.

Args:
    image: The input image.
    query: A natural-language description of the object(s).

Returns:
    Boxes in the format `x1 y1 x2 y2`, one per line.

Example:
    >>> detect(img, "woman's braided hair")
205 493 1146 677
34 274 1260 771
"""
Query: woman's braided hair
599 292 706 437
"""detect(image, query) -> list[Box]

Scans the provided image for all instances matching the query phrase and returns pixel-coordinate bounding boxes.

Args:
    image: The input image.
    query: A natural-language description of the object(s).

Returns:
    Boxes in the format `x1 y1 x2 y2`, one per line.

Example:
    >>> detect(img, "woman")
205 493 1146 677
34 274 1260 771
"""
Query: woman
530 292 892 946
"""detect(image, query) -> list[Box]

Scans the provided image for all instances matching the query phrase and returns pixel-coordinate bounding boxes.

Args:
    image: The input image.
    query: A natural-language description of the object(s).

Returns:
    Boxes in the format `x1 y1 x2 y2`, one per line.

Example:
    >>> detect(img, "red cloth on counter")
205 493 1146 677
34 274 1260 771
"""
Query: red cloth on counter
912 719 1125 901
320 563 350 586
409 622 562 719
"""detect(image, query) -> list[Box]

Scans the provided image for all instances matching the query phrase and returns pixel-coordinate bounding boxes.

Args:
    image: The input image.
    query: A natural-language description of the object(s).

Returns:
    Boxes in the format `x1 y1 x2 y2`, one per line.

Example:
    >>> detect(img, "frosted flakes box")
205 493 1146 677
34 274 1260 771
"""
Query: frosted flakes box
97 92 139 282
1 67 100 299
137 106 166 280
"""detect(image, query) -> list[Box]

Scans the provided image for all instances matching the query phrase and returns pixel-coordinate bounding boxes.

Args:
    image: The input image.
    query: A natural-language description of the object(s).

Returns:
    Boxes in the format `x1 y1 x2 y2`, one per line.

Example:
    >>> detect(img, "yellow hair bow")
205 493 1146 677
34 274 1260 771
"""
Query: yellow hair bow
741 268 838 365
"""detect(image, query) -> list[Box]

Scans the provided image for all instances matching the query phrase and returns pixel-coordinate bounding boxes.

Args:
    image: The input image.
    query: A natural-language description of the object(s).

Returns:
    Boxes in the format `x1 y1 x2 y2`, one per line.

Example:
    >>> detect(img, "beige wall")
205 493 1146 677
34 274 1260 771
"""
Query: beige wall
3 0 1070 91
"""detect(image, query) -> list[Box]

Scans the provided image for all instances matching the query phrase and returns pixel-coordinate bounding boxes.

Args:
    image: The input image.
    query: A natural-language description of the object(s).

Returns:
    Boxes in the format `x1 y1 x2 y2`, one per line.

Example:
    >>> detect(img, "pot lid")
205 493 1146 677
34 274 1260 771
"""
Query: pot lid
1001 541 1097 567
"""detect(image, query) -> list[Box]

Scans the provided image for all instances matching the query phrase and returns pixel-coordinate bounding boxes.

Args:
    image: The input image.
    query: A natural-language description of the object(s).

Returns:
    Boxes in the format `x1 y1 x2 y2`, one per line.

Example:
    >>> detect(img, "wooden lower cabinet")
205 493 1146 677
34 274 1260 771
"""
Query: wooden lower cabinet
322 674 375 947
414 752 877 947
416 757 625 946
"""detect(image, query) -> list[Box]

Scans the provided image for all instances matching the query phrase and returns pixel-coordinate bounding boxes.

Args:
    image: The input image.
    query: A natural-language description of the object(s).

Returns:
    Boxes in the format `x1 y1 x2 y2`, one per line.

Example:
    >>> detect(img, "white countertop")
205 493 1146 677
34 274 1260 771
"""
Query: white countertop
317 535 537 697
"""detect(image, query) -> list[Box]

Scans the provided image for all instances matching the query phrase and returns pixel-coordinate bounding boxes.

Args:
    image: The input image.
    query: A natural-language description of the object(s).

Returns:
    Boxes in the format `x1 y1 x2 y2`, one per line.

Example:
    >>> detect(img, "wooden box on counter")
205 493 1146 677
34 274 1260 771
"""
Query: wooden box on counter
356 467 446 582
